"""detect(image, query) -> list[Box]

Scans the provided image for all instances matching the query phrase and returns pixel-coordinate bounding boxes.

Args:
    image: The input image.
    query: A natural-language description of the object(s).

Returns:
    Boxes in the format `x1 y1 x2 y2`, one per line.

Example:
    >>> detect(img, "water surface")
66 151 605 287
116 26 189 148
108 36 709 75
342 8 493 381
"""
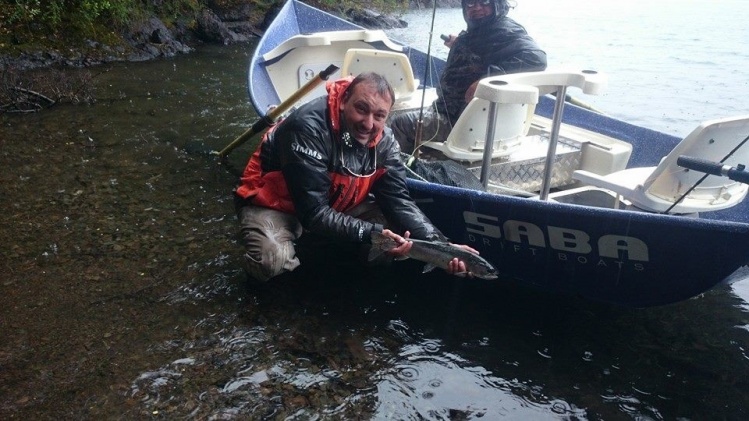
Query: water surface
386 0 749 137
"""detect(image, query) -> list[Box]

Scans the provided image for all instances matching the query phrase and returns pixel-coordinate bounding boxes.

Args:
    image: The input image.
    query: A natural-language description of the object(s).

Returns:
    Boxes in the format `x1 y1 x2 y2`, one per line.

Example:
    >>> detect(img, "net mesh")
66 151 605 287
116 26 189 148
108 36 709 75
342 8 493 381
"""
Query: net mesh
401 153 485 191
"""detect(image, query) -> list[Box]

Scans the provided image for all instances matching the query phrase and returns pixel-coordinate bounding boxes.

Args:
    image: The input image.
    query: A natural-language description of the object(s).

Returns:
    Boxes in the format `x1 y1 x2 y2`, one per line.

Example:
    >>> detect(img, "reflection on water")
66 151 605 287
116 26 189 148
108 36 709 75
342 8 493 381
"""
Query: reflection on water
2 43 749 419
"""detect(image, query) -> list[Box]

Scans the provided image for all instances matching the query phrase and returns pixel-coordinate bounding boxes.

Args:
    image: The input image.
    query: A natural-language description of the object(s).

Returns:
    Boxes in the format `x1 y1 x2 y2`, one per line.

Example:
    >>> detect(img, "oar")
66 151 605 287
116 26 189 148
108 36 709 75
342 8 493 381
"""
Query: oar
214 64 339 159
552 91 606 115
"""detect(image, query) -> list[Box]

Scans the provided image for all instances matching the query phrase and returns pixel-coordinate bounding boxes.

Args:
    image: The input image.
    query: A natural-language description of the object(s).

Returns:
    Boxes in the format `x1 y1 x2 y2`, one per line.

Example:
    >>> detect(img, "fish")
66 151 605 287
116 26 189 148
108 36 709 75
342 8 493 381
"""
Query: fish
368 231 499 280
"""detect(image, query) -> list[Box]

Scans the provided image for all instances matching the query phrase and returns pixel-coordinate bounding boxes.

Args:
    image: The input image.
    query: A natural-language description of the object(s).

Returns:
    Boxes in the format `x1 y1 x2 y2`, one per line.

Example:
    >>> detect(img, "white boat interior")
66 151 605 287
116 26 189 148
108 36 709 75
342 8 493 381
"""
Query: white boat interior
572 116 749 213
260 29 438 113
260 29 749 215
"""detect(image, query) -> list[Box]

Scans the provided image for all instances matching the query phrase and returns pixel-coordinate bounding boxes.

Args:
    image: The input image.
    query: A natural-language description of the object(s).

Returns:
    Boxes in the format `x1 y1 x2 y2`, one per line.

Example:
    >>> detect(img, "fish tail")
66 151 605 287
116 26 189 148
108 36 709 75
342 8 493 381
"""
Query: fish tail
367 231 396 262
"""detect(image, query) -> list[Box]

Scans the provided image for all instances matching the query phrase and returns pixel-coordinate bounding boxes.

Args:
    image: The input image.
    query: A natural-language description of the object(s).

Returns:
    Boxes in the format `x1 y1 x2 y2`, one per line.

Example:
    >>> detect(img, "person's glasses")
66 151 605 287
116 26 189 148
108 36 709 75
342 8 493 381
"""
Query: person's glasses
465 0 492 7
339 142 377 178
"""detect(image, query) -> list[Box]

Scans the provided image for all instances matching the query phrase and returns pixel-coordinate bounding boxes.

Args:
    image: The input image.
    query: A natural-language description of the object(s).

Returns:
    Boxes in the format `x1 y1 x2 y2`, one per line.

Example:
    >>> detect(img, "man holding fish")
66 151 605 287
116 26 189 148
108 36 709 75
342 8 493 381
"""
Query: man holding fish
234 72 497 282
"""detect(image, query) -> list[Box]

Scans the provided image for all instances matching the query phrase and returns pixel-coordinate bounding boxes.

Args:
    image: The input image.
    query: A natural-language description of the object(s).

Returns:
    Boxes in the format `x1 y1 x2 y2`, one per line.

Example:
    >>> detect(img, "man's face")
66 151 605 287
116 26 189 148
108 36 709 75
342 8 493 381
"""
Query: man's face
339 82 392 145
465 0 493 20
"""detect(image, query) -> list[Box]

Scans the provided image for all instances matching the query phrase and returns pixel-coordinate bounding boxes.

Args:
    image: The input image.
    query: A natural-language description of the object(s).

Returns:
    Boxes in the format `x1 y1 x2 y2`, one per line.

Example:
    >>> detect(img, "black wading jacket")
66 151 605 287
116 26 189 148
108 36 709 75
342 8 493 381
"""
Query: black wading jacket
237 80 446 244
437 16 548 125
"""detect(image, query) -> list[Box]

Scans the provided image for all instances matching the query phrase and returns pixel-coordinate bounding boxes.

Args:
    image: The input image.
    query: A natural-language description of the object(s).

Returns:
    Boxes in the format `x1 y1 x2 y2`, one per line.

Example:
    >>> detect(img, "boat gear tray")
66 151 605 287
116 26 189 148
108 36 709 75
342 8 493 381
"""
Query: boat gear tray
465 134 582 193
415 135 582 193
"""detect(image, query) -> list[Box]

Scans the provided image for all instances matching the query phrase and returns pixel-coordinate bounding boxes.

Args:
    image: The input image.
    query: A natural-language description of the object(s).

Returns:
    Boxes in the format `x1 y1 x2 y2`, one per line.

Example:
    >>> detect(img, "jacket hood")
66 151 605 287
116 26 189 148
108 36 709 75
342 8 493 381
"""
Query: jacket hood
462 0 508 30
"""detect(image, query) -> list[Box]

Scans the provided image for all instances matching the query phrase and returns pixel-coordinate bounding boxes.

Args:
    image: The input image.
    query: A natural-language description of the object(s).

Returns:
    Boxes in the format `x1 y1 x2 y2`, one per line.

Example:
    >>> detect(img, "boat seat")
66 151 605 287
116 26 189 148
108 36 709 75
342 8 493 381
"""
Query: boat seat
573 115 749 213
424 69 606 162
341 48 418 102
260 30 409 110
262 30 405 63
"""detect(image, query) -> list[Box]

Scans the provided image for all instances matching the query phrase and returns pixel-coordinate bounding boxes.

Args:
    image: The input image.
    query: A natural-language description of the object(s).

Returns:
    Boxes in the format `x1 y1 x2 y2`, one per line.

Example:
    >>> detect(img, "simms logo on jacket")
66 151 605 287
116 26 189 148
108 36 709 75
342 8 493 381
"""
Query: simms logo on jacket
291 142 322 160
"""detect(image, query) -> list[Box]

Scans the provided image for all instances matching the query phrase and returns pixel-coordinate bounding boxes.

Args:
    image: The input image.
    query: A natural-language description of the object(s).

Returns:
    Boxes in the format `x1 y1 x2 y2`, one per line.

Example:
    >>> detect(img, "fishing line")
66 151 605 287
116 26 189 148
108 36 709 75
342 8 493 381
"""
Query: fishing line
412 0 440 158
664 132 749 214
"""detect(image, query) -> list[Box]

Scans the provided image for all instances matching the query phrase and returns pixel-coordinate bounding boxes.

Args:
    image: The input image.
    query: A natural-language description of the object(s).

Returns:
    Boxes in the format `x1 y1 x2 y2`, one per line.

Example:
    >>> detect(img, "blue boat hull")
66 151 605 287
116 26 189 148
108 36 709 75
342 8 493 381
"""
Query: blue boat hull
407 178 749 306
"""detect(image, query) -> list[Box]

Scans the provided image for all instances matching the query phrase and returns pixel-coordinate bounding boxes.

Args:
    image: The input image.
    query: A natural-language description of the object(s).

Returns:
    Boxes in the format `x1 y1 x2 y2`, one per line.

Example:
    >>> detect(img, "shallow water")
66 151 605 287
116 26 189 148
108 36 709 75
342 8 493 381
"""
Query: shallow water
2 18 749 421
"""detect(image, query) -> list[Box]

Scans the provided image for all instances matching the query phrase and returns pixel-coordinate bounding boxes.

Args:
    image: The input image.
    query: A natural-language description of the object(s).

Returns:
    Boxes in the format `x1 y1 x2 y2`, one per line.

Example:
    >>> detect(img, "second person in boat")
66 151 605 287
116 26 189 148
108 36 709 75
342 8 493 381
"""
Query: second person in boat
390 0 547 153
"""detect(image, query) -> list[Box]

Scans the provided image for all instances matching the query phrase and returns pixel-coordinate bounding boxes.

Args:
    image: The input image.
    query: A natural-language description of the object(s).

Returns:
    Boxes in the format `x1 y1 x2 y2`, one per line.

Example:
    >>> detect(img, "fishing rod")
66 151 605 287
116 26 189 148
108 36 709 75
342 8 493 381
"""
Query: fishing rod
214 64 339 159
412 0 440 160
665 132 749 213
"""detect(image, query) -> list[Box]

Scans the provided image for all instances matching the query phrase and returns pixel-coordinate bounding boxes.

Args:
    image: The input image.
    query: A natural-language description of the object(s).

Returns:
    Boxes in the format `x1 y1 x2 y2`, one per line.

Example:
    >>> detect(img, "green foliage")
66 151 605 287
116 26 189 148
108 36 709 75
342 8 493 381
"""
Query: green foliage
1 0 135 36
6 0 41 23
1 0 204 31
0 0 208 53
0 0 408 55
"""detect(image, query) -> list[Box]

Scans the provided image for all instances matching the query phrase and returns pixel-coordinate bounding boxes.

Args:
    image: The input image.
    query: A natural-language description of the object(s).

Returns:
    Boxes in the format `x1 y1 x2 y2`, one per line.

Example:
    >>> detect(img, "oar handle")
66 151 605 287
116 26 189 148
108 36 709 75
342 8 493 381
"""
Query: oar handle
547 92 606 115
268 64 339 121
215 64 339 159
677 155 749 184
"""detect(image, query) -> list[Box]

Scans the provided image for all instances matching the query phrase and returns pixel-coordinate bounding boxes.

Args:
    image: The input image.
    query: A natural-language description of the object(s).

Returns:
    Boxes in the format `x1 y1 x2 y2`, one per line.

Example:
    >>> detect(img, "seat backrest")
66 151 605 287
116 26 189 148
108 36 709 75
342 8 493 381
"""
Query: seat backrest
645 115 749 204
426 69 606 162
341 48 417 101
260 30 407 109
436 98 534 161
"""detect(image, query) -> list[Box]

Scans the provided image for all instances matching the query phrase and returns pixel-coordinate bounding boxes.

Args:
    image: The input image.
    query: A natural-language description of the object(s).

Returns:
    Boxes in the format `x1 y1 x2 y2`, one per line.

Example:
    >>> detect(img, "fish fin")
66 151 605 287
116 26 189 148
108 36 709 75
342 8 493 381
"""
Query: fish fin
367 247 385 262
368 231 395 262
422 263 437 273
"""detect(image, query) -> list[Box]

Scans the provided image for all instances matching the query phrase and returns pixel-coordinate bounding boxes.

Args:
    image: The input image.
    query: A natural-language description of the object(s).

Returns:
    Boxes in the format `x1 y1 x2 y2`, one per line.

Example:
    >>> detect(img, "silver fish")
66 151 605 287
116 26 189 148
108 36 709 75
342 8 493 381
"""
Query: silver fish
368 231 499 280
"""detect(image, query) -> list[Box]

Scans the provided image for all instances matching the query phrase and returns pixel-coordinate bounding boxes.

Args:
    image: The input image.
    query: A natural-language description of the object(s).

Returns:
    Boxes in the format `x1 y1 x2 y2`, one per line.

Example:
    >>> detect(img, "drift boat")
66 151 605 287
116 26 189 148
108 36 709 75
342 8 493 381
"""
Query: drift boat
245 0 749 307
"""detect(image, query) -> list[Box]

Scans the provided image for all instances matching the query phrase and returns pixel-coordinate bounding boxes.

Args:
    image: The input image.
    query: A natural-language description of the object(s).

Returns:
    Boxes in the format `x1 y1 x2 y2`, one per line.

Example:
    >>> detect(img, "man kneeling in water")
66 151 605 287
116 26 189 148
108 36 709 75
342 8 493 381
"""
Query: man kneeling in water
234 72 478 281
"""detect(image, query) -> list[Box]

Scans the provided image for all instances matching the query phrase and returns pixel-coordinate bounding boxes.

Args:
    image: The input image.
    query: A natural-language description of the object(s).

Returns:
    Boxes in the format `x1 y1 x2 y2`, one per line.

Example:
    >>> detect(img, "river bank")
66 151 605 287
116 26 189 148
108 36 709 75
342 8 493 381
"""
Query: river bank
0 0 419 72
0 0 414 114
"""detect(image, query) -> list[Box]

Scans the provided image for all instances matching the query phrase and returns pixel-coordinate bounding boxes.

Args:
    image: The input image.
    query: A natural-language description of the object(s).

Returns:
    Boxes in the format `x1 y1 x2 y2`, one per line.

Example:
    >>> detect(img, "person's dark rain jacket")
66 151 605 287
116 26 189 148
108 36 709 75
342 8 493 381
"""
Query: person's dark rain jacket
438 16 548 125
236 77 446 244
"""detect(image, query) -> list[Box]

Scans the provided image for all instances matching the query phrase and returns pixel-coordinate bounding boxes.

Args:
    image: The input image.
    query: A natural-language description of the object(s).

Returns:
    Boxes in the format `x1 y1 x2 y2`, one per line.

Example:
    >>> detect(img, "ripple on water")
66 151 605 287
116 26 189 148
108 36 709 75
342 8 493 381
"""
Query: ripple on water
161 268 238 304
386 318 413 342
130 324 275 417
376 355 588 419
395 364 421 382
369 337 589 419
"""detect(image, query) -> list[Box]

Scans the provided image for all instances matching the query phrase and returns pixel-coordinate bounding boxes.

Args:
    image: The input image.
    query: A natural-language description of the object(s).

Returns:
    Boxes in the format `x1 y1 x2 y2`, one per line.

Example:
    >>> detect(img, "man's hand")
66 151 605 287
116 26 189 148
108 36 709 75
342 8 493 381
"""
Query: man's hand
381 229 412 257
443 34 457 49
446 243 480 278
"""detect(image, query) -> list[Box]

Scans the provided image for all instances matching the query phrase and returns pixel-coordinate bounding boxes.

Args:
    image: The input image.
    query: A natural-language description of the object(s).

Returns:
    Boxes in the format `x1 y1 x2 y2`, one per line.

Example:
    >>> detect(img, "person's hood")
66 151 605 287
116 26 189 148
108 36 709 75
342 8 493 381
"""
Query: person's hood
462 0 507 31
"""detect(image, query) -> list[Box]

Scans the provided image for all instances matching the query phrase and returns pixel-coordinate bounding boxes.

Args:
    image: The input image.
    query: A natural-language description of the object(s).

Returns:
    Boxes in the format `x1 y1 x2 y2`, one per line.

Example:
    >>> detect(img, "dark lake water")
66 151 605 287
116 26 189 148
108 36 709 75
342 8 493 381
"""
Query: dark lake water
2 39 749 419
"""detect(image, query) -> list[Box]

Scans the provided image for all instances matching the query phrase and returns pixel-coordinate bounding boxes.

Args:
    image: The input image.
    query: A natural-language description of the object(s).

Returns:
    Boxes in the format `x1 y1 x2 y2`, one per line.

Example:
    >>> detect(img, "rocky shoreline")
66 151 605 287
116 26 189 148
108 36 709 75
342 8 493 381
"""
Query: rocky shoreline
0 1 435 72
